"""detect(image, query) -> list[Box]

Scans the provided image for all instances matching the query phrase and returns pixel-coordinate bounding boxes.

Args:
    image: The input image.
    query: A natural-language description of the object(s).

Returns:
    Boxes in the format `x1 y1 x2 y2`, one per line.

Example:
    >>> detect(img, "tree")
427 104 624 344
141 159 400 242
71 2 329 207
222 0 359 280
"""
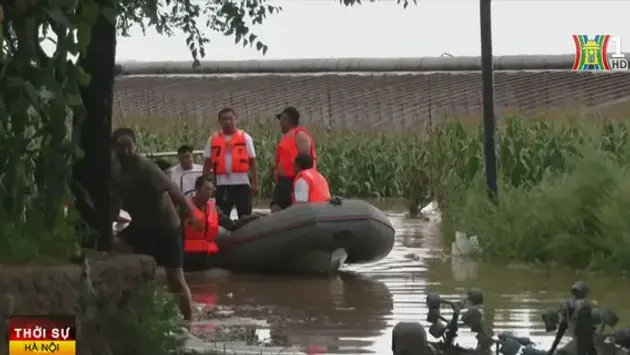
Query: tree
0 0 109 260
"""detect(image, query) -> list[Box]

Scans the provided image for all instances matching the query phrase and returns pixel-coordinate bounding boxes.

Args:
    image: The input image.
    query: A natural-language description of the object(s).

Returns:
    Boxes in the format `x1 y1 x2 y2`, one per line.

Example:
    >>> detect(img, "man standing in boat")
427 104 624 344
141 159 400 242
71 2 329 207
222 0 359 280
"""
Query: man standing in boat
168 144 203 194
271 107 317 212
202 108 259 218
292 154 331 204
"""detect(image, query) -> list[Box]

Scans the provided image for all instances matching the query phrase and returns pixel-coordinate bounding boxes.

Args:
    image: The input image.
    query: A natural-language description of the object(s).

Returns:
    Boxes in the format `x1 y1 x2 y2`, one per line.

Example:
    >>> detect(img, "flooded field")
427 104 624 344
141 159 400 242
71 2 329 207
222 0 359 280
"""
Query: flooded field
184 209 630 354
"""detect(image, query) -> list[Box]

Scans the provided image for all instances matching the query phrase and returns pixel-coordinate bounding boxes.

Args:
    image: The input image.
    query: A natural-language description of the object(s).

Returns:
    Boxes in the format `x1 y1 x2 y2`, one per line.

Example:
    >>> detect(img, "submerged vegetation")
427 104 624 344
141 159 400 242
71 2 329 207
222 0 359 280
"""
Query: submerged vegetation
121 114 630 272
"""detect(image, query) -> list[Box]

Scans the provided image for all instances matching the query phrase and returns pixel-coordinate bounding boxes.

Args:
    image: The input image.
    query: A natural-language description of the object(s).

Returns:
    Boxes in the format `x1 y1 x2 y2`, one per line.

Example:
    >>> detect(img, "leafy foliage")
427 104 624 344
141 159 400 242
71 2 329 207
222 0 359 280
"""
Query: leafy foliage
0 0 114 263
432 117 630 271
117 0 282 63
106 282 187 355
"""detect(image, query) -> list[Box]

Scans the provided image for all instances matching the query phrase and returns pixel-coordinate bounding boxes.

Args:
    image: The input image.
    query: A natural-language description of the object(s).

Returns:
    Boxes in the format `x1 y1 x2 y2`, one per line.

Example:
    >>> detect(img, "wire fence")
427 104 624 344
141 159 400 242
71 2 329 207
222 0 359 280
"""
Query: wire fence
113 58 630 131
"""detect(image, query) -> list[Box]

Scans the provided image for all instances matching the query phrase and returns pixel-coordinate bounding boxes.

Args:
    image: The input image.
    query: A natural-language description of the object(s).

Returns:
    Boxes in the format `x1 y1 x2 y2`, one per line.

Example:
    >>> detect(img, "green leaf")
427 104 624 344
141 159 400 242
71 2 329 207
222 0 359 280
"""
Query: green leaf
74 182 94 209
42 75 64 101
44 8 72 26
23 81 41 108
77 66 92 86
101 6 117 24
76 23 92 51
68 93 83 107
81 2 101 25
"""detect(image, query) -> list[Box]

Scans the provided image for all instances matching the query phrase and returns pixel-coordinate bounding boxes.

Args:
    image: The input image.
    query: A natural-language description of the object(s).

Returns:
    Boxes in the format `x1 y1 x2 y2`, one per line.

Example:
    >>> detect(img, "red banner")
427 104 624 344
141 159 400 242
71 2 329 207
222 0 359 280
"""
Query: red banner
8 315 76 355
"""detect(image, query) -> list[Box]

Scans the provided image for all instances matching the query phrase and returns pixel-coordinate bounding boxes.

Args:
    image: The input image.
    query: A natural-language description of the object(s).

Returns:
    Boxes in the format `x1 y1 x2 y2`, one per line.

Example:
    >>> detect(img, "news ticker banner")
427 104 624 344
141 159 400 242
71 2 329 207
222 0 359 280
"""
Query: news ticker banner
8 315 76 355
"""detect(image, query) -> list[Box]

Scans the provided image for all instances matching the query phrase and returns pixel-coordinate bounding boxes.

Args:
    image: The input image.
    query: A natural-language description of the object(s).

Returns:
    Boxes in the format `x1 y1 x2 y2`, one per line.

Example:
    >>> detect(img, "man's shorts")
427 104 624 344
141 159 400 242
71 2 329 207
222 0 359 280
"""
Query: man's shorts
118 224 183 269
271 177 294 210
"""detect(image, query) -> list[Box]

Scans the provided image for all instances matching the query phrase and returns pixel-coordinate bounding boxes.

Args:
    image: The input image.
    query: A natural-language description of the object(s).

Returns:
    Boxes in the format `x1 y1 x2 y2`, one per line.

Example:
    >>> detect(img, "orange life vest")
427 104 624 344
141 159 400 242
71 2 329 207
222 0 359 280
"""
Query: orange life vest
292 168 331 203
275 127 316 180
210 129 250 174
184 199 220 254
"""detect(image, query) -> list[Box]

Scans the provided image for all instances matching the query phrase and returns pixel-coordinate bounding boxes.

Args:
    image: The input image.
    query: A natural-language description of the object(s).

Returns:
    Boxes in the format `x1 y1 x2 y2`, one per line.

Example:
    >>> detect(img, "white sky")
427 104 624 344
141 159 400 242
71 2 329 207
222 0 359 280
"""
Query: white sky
115 0 630 62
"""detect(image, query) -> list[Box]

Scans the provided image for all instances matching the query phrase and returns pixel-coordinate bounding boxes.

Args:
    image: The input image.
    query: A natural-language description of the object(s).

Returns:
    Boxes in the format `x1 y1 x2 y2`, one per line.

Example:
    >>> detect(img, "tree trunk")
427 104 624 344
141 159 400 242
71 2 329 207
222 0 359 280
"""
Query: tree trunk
73 11 116 251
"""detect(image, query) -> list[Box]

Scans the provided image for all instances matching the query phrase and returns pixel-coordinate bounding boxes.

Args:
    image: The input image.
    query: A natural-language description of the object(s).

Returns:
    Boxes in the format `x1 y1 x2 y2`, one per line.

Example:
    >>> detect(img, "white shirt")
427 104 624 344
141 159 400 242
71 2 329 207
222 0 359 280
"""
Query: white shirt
202 131 256 186
168 164 203 194
293 178 310 202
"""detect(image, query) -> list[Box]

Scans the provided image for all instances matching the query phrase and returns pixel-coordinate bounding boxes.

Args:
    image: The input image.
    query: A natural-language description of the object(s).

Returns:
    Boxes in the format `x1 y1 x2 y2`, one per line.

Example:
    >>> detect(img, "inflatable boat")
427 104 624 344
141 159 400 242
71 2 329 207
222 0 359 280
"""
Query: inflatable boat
184 199 395 273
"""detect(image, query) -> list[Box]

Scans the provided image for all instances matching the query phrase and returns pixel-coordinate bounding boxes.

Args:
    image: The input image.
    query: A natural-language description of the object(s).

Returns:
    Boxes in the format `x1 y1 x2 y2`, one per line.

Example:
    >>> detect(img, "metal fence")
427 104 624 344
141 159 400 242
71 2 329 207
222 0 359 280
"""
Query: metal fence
114 55 630 132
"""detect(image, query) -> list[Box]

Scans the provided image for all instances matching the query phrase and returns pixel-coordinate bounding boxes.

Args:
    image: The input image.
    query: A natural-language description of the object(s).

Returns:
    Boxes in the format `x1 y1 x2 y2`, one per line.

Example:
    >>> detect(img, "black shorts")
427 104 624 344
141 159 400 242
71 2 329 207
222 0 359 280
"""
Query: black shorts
118 224 183 269
271 177 294 210
215 184 252 218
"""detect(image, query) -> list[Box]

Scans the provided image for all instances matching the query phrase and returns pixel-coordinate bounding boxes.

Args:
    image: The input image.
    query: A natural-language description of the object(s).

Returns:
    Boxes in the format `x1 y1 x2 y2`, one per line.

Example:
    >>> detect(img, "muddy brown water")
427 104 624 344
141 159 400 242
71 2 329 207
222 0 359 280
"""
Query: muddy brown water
183 209 630 354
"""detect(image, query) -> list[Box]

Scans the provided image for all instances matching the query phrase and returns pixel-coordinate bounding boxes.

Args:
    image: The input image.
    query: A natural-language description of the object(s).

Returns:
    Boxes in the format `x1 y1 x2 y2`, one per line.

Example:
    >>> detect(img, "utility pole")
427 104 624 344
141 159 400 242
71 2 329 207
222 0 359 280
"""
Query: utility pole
479 0 498 203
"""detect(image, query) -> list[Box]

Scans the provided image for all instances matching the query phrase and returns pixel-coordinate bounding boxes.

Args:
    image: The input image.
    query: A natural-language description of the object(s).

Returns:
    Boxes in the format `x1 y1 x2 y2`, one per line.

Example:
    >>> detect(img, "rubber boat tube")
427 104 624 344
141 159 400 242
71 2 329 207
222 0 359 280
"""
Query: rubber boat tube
184 199 395 273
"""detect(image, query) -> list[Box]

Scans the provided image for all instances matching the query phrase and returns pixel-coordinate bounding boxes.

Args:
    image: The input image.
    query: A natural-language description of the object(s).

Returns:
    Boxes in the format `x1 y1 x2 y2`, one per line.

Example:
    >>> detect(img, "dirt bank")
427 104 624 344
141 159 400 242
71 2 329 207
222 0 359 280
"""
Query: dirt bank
0 254 156 355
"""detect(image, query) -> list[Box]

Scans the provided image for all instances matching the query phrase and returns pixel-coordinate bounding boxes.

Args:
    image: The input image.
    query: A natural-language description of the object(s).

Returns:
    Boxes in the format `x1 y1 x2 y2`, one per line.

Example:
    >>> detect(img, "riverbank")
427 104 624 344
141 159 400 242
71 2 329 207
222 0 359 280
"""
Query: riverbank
121 114 630 271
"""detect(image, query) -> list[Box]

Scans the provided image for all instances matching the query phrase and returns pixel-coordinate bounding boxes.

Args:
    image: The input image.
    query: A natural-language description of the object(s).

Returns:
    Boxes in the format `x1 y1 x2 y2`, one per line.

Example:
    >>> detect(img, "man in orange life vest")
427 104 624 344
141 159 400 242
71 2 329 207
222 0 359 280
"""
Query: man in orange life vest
203 108 259 218
183 176 258 261
271 106 317 212
292 154 331 204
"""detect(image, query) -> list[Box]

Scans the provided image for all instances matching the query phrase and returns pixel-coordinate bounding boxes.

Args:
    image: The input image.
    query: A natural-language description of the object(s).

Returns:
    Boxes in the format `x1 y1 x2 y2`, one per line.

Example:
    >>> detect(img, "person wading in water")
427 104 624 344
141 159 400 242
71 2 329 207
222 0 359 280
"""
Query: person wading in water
111 127 199 326
271 106 317 212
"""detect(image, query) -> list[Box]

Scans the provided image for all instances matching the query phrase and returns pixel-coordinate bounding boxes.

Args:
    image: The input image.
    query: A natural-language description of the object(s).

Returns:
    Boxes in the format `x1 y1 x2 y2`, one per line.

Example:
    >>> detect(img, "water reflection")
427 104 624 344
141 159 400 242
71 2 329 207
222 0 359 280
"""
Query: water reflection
189 271 393 353
185 209 630 354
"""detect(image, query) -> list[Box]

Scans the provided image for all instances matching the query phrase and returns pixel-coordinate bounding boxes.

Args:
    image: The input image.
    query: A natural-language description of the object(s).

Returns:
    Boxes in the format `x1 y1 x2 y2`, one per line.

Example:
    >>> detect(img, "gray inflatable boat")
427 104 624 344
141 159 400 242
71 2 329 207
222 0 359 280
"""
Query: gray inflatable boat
184 199 395 274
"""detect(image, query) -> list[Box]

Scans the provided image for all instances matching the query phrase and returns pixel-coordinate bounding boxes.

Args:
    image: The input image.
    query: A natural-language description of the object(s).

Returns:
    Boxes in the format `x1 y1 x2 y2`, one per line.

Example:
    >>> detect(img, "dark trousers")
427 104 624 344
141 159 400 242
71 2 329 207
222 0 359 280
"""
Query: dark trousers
271 177 294 210
118 224 183 269
215 184 252 218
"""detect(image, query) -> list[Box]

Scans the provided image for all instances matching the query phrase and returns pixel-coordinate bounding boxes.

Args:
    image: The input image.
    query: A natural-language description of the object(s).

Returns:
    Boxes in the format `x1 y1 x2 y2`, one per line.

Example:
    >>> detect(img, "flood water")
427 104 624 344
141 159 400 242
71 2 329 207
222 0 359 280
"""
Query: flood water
185 209 630 354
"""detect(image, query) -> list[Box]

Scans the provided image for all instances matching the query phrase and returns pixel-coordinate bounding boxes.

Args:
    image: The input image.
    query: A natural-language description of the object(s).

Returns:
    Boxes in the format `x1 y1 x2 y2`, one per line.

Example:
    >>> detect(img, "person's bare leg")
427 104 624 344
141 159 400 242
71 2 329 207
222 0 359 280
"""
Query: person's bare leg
165 267 193 324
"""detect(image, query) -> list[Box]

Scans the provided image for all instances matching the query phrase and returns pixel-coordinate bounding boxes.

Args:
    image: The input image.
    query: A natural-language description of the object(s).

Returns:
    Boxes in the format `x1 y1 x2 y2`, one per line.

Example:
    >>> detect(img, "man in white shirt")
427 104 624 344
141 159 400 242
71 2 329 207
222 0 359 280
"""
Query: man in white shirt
293 175 310 203
168 145 203 195
292 154 330 204
202 108 259 218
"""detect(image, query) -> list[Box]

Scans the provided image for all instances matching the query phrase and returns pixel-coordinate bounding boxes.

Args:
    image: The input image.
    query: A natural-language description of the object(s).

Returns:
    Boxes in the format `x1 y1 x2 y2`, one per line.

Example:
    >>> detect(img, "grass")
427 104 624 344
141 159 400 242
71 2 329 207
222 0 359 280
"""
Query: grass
117 113 630 272
0 201 79 265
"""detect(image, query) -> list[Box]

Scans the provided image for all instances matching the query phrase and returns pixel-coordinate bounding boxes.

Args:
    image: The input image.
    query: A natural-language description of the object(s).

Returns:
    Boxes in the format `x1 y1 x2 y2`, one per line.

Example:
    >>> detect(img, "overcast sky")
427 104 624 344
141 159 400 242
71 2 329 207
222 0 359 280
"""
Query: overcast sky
115 0 629 62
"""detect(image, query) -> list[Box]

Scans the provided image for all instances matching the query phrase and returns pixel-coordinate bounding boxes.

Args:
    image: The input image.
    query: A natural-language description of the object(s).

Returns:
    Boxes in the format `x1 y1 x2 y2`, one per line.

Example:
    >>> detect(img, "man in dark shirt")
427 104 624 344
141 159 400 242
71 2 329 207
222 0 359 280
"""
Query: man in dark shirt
111 127 200 324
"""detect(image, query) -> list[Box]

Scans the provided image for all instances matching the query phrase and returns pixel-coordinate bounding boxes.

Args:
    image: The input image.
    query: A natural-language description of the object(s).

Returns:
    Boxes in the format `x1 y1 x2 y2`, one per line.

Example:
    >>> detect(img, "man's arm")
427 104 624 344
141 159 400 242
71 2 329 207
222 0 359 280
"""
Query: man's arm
202 136 213 177
245 134 259 190
295 131 311 155
293 178 310 204
217 208 238 231
144 158 194 218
